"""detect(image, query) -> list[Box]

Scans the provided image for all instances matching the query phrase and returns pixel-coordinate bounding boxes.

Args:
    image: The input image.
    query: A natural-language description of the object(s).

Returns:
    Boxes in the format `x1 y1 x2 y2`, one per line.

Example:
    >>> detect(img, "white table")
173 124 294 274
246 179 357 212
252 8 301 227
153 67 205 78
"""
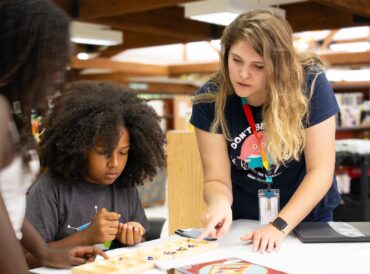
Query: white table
31 219 370 274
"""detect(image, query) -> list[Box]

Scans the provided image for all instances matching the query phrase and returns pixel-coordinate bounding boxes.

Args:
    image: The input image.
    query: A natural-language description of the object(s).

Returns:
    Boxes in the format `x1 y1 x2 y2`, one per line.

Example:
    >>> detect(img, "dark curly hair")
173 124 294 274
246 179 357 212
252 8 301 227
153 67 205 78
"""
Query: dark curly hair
39 81 166 187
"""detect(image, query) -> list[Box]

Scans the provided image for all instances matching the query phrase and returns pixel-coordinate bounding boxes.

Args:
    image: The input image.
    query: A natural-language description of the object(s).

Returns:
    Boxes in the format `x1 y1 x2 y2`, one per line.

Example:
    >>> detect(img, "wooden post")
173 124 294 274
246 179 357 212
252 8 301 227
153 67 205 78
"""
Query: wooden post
167 130 205 234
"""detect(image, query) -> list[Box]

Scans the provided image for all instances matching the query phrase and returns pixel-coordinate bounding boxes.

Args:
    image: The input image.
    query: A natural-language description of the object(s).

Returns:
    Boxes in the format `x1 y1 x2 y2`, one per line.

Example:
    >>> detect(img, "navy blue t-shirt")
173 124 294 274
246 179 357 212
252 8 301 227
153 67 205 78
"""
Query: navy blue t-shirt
190 71 340 222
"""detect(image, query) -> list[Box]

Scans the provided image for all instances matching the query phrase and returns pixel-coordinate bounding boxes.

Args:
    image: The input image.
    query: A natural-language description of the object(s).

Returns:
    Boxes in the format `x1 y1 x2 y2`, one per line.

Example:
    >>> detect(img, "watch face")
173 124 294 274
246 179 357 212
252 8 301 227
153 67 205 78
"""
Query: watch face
273 217 287 230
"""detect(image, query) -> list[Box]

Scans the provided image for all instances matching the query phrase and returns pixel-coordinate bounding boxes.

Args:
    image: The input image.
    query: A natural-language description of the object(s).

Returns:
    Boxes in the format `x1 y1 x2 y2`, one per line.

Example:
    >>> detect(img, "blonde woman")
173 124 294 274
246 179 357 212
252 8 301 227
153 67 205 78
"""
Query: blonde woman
191 10 339 253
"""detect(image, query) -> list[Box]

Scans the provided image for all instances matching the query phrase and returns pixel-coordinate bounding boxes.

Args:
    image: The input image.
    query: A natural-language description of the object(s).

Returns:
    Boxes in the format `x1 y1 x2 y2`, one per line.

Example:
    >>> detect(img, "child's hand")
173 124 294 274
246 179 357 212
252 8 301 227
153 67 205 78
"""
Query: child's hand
116 221 145 246
84 208 120 245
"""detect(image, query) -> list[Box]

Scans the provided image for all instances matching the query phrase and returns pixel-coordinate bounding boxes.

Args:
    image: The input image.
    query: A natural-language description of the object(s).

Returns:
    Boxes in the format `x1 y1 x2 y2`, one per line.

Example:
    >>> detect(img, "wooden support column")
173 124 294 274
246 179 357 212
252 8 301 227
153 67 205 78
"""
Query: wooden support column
167 131 205 234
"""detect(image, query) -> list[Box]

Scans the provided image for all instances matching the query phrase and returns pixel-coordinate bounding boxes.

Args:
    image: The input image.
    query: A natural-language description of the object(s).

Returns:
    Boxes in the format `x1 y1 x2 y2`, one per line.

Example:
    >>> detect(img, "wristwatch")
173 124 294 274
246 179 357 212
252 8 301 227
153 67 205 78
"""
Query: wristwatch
271 217 288 234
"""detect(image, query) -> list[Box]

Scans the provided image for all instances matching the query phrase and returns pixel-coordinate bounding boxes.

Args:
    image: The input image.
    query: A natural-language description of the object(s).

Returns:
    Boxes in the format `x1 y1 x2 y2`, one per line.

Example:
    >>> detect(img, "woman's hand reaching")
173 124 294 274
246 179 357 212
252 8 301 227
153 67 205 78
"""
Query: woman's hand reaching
240 223 286 253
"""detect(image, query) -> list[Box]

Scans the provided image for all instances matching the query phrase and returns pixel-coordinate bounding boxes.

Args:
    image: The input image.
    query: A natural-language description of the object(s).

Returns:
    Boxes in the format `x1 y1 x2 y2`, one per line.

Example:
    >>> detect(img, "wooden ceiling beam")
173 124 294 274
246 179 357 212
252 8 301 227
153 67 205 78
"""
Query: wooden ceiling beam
71 57 169 76
169 51 370 73
333 37 369 44
320 51 370 66
169 63 220 76
89 7 223 40
283 2 368 32
71 51 370 78
99 30 206 57
309 0 370 18
52 0 73 15
78 73 197 95
79 0 200 19
133 82 198 95
320 30 338 50
98 2 368 55
77 72 128 82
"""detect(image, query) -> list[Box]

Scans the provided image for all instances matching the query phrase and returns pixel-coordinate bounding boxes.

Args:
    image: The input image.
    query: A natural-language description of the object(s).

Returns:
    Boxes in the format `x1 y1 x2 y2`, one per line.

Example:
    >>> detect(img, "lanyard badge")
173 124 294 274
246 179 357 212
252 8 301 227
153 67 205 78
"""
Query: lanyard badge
241 98 279 224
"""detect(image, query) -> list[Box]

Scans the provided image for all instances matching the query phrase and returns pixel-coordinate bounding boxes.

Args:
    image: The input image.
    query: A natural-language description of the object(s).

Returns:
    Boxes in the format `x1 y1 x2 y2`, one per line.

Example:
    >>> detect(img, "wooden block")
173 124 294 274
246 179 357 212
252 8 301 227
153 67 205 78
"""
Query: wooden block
72 238 218 274
167 131 206 234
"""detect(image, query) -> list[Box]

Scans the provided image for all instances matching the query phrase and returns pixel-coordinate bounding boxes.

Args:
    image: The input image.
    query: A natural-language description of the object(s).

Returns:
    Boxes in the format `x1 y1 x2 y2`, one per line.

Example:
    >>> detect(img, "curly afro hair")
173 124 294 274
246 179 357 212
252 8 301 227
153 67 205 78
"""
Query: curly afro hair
39 81 166 187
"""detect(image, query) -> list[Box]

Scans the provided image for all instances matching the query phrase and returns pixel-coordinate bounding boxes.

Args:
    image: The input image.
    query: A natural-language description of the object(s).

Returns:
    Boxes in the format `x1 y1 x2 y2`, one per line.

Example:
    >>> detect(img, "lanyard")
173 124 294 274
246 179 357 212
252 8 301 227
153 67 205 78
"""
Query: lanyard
241 98 272 186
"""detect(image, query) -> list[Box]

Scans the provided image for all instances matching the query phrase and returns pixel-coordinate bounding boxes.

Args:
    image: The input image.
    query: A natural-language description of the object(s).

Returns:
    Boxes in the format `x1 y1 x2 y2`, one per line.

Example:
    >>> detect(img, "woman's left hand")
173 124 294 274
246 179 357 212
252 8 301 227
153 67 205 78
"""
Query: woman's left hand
240 223 286 253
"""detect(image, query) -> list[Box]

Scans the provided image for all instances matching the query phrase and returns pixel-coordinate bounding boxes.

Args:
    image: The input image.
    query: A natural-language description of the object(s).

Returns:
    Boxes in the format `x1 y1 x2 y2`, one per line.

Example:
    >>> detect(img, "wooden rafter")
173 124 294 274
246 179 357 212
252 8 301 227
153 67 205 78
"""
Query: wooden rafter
71 57 169 76
320 51 370 66
283 2 367 32
334 37 369 44
169 63 219 76
97 2 368 54
89 6 224 41
309 0 370 18
79 0 201 19
77 72 128 82
133 82 197 95
99 30 201 57
78 72 198 95
52 1 370 55
72 50 370 79
320 30 339 50
52 0 73 15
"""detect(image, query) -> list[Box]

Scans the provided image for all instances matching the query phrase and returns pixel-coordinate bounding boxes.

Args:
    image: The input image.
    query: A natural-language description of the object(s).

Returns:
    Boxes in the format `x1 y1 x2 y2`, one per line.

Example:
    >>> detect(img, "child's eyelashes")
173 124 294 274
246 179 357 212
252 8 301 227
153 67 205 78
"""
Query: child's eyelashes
95 149 109 155
95 150 129 157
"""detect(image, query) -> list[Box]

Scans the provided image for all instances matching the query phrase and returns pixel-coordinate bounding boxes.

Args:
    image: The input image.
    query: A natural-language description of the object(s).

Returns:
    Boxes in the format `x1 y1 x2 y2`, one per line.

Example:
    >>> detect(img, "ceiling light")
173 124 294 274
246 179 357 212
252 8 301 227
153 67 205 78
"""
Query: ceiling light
184 0 286 26
70 21 123 46
77 52 89 60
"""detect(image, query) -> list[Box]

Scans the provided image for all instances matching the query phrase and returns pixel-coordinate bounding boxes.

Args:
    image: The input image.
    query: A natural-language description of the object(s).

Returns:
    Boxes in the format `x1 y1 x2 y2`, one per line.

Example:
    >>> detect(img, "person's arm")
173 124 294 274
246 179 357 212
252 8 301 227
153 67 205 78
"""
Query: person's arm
275 116 336 232
194 128 234 240
0 96 14 169
22 218 87 268
0 98 28 273
241 116 336 252
0 195 29 274
22 218 108 269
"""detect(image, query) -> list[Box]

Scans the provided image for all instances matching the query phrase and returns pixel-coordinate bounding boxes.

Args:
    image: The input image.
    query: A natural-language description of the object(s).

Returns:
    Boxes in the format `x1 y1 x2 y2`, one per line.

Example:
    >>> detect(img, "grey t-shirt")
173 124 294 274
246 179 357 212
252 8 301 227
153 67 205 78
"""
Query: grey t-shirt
26 172 149 242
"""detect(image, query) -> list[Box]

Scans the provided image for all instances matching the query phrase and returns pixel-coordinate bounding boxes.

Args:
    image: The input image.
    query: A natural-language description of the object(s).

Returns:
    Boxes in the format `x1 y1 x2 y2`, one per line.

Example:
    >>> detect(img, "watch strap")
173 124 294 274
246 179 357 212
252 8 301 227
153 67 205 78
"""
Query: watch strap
271 217 287 234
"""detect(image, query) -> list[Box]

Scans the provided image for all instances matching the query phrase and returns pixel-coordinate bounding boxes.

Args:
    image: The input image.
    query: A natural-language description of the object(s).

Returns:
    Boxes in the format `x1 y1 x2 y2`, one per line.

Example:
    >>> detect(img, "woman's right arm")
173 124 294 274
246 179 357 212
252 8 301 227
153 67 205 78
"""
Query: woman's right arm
0 97 28 273
0 196 29 273
0 96 13 169
194 127 233 239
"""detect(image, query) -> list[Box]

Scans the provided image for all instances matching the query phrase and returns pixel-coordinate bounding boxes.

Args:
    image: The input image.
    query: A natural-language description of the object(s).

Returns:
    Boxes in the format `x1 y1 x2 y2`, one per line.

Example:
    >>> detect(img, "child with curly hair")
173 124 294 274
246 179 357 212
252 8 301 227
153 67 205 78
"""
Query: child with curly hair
26 81 166 255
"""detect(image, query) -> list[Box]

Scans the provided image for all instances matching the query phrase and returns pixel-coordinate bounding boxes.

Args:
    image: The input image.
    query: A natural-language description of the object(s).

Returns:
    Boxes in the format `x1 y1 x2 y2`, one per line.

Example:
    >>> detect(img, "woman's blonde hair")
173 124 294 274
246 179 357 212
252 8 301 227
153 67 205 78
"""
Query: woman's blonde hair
193 9 323 165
